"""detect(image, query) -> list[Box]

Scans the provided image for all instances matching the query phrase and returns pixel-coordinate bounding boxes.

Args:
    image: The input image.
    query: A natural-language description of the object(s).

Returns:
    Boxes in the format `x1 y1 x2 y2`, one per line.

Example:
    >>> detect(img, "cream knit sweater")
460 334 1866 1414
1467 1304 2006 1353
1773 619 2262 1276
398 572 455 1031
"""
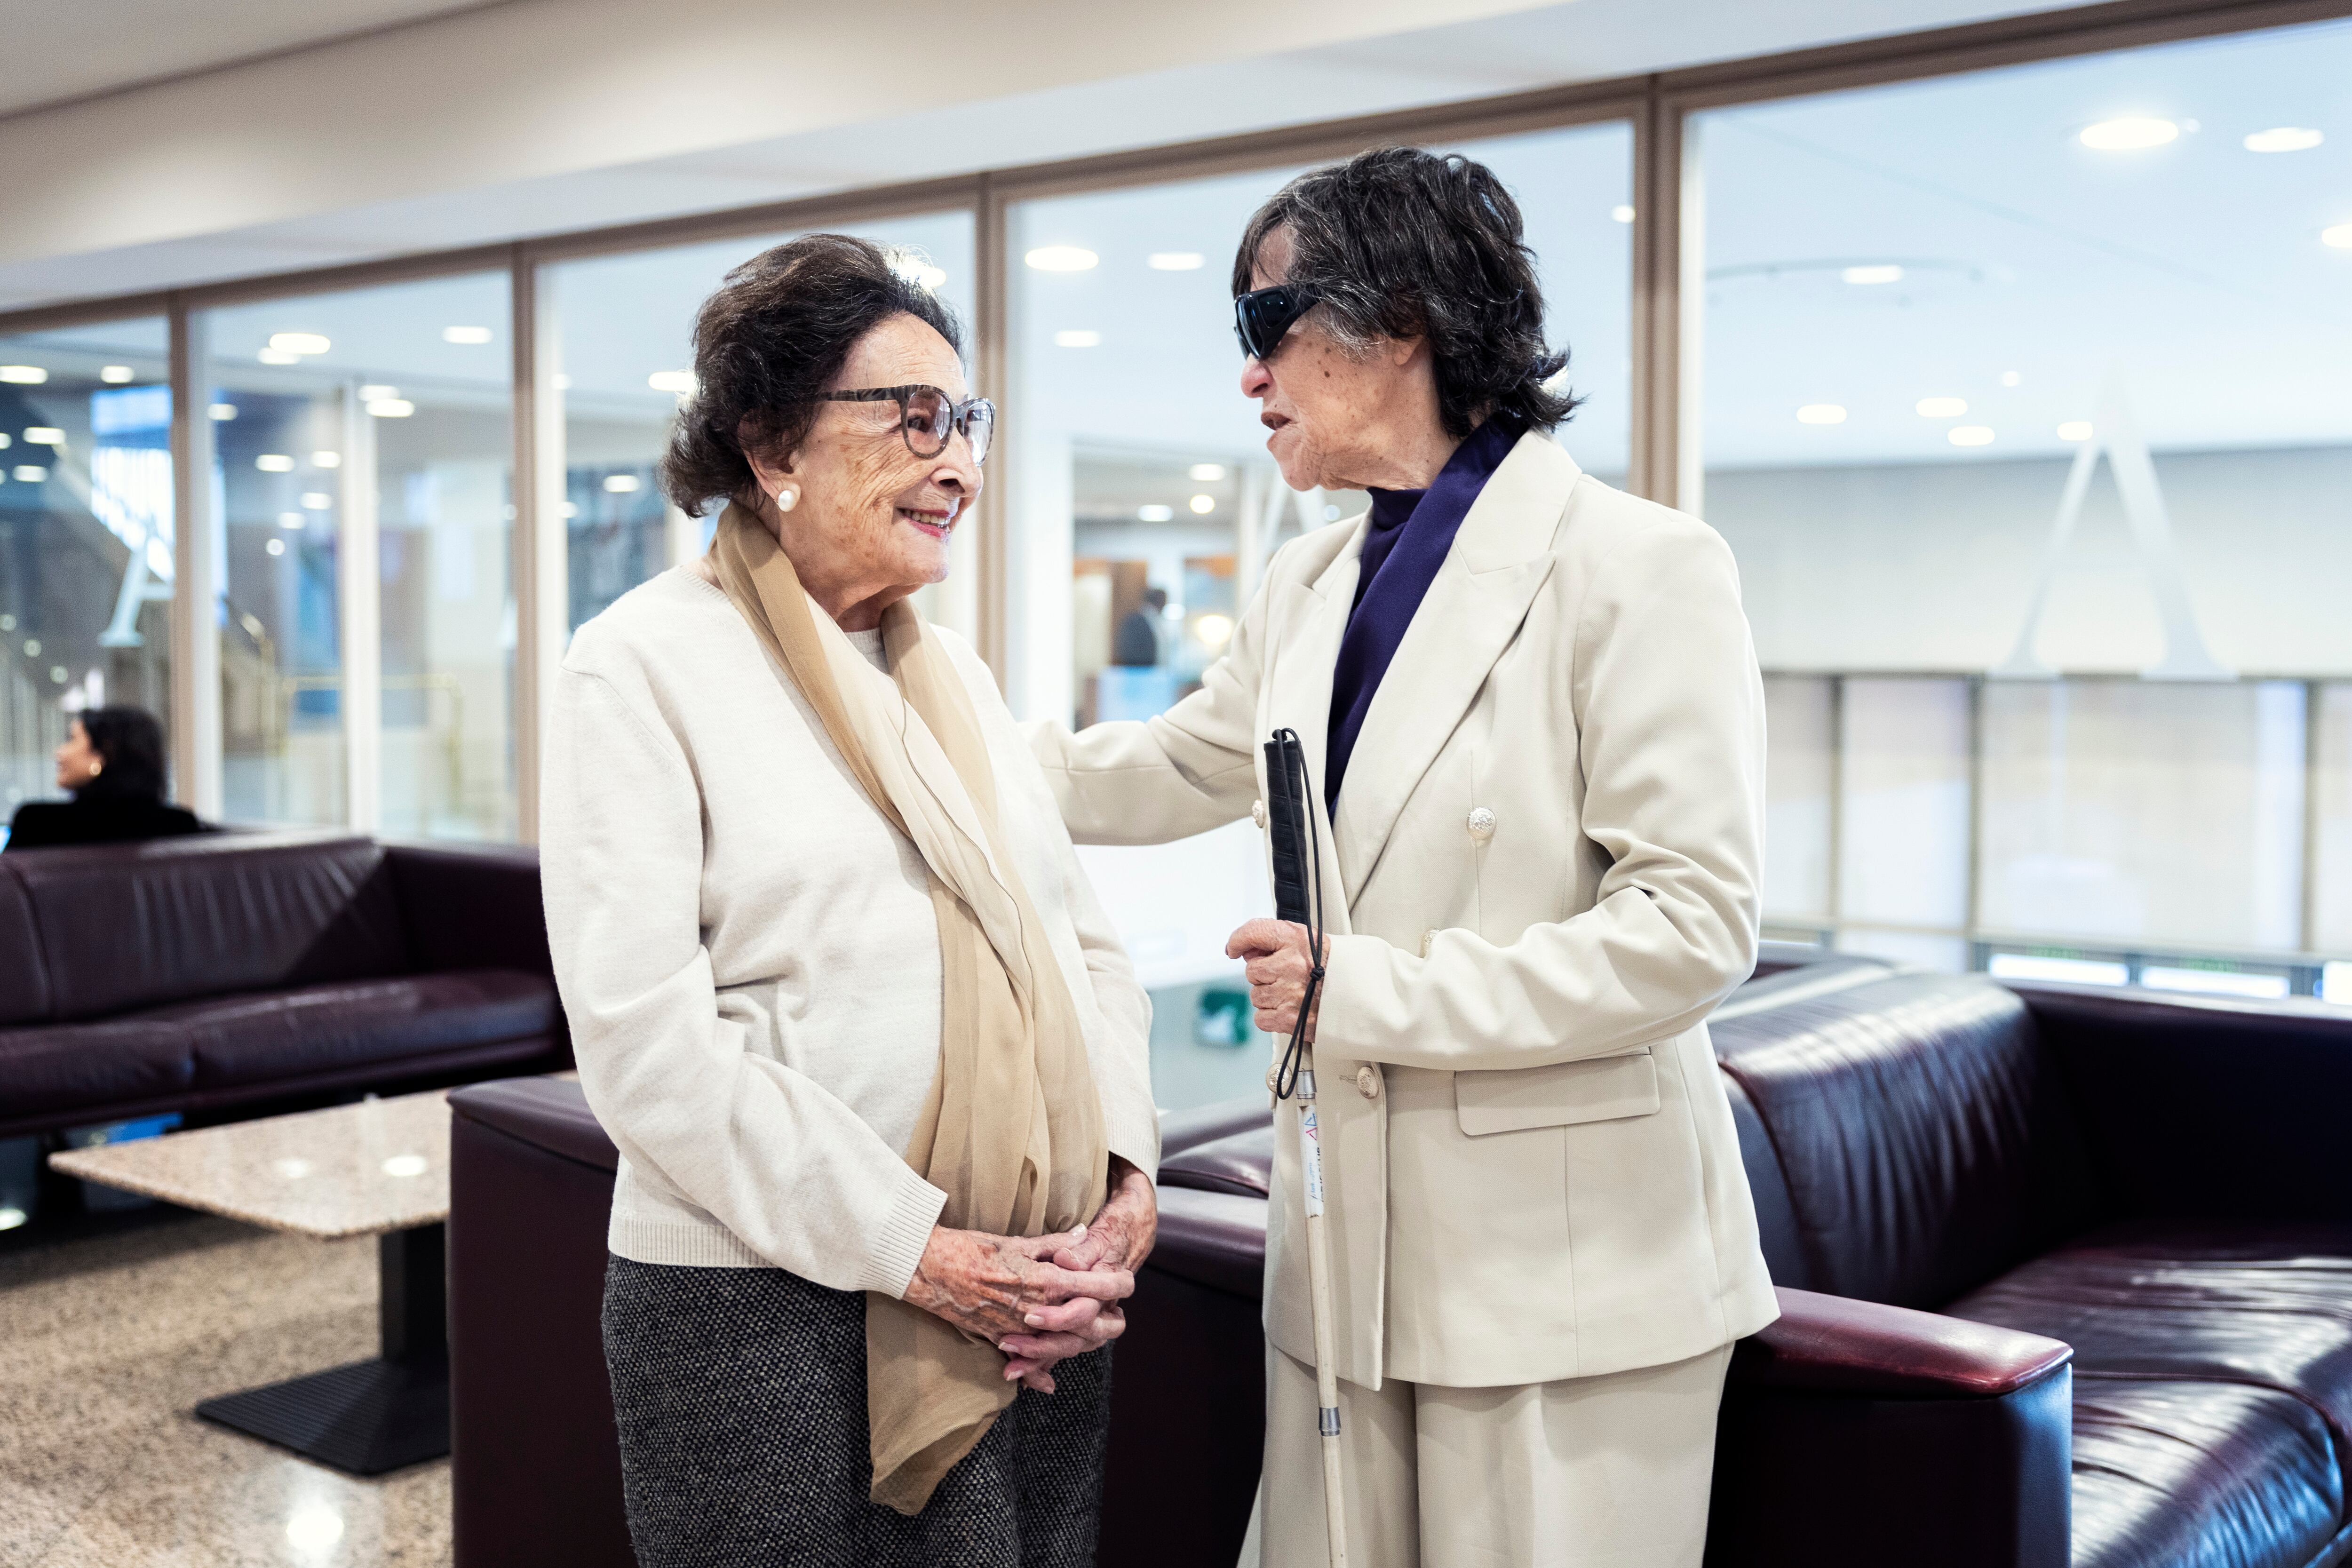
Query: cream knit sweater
540 568 1159 1297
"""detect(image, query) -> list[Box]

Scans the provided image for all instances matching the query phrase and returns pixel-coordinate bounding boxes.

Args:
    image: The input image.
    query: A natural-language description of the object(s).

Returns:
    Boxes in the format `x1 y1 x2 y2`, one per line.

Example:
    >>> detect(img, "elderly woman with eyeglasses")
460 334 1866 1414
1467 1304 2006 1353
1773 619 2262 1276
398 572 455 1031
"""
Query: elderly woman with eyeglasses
540 233 1160 1568
1028 148 1778 1567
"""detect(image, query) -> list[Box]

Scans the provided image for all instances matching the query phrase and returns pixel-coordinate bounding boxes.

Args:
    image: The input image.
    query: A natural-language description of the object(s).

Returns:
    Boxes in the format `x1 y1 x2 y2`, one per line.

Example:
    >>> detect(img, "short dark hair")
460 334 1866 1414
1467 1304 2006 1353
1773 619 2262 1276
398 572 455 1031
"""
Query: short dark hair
75 705 168 802
660 234 966 518
1232 147 1577 438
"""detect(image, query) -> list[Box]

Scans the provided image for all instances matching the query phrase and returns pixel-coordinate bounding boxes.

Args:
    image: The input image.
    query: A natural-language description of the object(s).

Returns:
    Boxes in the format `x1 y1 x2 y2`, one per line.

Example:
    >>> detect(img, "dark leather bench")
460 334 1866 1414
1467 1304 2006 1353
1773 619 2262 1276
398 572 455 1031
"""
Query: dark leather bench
0 830 567 1139
446 964 2352 1568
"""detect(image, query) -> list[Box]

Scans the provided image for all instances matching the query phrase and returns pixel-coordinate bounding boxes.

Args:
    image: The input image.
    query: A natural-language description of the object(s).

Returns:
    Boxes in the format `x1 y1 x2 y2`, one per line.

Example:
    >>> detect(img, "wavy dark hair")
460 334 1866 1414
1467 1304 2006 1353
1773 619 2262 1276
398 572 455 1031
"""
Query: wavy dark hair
74 705 169 803
1232 146 1578 437
659 234 966 518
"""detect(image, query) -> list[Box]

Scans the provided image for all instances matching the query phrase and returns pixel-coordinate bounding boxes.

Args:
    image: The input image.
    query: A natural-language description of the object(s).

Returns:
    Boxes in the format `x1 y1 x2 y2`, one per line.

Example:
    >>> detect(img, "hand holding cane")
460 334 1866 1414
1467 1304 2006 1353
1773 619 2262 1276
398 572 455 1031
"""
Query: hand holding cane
1263 729 1350 1568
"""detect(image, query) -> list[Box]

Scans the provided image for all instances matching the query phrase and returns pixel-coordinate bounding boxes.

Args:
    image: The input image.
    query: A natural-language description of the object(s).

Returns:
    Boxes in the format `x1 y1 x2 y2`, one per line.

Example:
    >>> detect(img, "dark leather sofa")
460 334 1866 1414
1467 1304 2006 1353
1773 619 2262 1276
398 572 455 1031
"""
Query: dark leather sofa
0 829 566 1140
446 964 2352 1568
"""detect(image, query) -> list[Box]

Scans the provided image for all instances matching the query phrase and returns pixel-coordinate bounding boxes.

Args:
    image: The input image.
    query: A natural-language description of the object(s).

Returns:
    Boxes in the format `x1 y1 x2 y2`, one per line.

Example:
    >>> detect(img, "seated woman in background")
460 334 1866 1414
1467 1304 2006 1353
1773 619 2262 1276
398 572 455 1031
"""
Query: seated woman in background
5 706 202 851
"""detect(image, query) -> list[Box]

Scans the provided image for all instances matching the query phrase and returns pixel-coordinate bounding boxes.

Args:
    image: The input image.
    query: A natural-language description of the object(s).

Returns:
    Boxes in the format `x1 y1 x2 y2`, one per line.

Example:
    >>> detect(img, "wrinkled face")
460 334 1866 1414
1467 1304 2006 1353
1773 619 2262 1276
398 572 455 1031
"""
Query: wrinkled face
751 312 980 608
1237 227 1412 493
55 719 99 790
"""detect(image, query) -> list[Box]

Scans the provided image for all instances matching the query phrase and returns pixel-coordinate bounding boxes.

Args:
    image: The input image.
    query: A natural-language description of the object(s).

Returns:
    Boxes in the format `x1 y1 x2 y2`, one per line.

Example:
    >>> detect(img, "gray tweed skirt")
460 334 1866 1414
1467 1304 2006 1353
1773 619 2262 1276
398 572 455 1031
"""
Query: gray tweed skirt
602 1255 1113 1568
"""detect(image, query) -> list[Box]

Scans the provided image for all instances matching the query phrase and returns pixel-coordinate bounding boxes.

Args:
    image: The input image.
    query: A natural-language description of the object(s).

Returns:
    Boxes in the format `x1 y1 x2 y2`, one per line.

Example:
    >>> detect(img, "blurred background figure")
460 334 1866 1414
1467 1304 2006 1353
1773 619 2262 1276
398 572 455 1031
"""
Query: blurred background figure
4 705 201 850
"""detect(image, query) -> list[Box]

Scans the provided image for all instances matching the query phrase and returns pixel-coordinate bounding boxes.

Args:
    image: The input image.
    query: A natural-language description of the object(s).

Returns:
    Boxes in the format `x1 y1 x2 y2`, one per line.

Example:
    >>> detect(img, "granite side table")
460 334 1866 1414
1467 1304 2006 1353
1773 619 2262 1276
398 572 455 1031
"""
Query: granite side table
51 1088 455 1476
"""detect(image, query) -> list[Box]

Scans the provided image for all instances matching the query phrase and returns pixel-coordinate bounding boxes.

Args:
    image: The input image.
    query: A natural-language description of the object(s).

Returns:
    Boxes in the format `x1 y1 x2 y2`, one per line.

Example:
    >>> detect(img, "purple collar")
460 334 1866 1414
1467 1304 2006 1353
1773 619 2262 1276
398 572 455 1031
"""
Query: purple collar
1325 416 1521 813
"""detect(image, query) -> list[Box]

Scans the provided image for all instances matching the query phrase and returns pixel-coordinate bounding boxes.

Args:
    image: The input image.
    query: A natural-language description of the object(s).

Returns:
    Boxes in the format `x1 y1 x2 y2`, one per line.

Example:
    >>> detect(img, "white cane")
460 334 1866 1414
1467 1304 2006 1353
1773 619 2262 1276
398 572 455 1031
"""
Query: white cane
1263 729 1349 1568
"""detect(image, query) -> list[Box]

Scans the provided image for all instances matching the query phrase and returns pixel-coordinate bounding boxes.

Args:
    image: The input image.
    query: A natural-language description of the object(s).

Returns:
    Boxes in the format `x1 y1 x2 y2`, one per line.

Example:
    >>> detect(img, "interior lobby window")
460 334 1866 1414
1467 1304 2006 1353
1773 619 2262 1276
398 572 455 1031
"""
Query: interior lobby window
0 319 173 835
1694 20 2352 992
537 214 976 636
201 273 516 839
1005 121 1633 1102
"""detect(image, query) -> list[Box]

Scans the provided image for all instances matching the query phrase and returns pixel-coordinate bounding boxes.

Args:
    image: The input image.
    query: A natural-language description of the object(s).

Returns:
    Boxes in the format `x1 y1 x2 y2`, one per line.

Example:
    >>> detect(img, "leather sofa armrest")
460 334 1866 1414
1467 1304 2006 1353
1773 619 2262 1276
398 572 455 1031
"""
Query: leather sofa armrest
1159 1096 1271 1160
1734 1287 2072 1398
383 841 555 981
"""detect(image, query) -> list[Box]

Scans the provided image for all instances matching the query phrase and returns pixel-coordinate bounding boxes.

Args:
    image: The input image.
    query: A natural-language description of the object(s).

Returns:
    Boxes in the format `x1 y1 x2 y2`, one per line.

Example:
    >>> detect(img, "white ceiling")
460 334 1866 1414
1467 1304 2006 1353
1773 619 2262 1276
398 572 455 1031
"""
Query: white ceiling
0 0 503 119
0 0 2082 311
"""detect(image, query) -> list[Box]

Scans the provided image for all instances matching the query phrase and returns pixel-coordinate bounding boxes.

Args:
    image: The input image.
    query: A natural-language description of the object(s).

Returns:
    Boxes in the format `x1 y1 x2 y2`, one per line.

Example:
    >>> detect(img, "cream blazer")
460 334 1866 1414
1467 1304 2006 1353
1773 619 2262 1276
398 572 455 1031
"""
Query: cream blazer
1029 430 1779 1390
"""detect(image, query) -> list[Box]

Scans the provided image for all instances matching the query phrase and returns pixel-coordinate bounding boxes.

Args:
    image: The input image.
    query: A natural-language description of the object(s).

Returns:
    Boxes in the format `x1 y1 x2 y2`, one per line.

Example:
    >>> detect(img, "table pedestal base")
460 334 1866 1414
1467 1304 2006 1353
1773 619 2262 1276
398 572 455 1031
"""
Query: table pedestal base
196 1355 449 1476
195 1222 450 1476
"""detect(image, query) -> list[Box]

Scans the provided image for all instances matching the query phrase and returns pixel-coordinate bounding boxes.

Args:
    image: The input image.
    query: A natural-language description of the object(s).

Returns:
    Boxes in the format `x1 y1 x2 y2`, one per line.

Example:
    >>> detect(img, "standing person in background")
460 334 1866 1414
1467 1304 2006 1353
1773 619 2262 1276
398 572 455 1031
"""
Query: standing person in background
1112 587 1168 667
1027 147 1778 1567
5 706 202 851
540 234 1159 1568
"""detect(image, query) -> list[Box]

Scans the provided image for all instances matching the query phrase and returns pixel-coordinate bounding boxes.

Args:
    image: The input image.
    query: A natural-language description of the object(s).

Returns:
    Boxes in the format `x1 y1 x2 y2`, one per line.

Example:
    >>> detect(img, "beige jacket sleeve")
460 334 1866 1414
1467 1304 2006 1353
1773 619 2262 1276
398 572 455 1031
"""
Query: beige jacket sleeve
1319 519 1765 1073
1025 549 1277 845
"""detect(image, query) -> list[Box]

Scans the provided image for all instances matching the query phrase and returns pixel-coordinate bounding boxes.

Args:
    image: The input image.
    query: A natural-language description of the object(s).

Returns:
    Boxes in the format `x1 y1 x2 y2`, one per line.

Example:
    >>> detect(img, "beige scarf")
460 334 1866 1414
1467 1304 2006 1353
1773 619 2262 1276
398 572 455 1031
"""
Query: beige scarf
708 503 1108 1515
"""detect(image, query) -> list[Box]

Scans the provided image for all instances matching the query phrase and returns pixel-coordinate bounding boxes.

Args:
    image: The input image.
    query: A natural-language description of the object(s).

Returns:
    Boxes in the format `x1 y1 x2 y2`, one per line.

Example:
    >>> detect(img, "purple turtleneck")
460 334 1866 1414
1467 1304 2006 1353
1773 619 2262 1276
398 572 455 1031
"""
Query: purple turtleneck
1324 414 1520 814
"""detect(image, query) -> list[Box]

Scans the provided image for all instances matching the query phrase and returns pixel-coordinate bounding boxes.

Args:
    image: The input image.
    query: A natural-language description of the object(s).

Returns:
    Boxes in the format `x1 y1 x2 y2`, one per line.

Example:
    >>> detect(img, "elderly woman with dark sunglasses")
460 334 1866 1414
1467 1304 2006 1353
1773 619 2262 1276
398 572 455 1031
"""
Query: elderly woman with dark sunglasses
540 233 1160 1568
1029 148 1778 1567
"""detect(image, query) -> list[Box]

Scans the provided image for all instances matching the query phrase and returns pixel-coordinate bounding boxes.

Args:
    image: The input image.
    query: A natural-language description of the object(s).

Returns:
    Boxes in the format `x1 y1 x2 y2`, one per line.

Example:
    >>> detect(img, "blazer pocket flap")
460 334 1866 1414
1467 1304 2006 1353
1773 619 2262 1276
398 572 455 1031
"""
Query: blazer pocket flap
1454 1049 1660 1136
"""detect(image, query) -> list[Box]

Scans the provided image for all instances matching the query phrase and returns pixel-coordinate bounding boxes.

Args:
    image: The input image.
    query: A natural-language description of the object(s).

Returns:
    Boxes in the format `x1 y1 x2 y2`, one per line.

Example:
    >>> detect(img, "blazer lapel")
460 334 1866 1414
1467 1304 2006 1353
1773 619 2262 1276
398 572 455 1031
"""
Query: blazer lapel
1331 433 1580 907
1266 529 1361 930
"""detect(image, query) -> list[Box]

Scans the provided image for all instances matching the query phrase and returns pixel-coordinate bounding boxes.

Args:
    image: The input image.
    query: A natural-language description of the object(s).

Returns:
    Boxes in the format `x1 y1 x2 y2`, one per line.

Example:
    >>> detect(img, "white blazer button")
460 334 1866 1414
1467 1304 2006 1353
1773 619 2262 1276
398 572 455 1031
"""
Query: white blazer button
1356 1066 1380 1099
1266 1064 1282 1096
1467 806 1497 842
1252 799 1268 830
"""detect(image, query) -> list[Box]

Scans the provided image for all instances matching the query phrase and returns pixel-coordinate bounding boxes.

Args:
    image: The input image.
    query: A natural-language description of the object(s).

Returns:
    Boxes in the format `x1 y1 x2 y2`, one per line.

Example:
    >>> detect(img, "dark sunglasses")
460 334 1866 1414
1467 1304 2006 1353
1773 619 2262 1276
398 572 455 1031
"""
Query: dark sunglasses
815 383 995 464
1233 284 1325 361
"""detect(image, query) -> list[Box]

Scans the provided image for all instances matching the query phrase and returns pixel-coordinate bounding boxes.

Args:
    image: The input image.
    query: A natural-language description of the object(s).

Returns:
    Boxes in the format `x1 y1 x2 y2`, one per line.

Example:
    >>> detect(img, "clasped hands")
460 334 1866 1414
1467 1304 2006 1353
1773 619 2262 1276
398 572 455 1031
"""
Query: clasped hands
903 1154 1157 1395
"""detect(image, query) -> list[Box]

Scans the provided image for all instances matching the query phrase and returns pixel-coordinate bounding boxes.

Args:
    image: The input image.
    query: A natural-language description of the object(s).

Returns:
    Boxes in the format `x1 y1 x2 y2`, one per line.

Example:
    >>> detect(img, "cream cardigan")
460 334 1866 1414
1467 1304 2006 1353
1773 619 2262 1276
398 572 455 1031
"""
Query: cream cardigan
540 568 1159 1297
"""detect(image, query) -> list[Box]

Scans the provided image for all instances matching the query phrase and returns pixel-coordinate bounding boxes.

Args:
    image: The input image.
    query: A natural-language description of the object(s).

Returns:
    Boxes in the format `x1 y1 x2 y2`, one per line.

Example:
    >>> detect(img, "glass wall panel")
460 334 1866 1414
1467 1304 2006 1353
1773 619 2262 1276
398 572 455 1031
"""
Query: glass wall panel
1696 17 2352 969
1760 675 1834 929
1980 680 2306 953
1838 677 1972 931
2315 683 2352 959
0 320 173 837
1007 122 1633 1105
203 272 515 837
540 214 976 634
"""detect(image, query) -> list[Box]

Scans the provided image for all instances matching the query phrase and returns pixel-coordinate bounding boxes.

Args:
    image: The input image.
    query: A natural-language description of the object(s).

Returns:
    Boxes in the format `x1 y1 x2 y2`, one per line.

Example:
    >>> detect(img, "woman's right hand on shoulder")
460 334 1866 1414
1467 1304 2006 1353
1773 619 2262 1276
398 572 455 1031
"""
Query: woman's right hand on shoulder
901 1225 1134 1389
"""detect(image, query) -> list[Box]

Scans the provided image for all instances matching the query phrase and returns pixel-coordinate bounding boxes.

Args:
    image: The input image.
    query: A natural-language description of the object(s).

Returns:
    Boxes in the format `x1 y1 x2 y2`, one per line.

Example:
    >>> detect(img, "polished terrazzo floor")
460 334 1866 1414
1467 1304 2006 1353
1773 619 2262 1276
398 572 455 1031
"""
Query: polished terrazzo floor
0 1210 449 1568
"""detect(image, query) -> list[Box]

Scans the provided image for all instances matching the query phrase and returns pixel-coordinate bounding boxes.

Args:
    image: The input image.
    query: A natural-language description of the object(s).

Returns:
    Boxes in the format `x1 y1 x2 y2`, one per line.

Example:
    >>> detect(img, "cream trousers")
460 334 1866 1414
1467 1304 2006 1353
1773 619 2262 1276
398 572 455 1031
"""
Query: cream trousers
1241 1341 1734 1568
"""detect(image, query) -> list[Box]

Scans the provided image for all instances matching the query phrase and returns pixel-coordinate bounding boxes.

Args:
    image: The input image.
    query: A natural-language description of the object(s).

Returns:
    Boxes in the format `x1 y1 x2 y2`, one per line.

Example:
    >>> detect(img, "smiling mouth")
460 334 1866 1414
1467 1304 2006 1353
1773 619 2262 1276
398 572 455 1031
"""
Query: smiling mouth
898 507 955 540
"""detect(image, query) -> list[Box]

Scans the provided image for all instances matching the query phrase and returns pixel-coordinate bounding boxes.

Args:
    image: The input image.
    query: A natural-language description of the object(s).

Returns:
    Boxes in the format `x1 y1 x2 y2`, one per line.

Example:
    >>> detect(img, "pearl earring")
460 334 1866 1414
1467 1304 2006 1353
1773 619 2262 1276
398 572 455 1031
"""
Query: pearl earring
775 487 797 513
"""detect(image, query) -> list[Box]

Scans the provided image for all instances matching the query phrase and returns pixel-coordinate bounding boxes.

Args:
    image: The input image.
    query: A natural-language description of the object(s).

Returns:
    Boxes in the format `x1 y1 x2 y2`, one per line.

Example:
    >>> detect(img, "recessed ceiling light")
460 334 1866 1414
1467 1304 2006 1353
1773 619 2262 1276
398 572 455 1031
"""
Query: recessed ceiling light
2000 370 2023 387
359 384 398 401
2243 127 2323 153
1137 504 1174 522
268 332 331 355
1841 264 1904 286
1189 494 1216 515
1948 425 1996 446
255 454 294 472
209 403 238 421
278 511 304 528
264 537 286 557
1188 463 1226 481
12 466 46 482
0 366 46 384
1610 205 1636 224
312 450 342 469
1053 330 1102 348
366 398 415 418
648 370 695 394
1796 404 1847 425
257 347 302 365
301 492 334 509
442 325 493 344
2057 421 2094 442
382 1154 429 1178
1916 397 1968 418
99 366 134 384
1147 252 1204 271
0 433 10 448
1025 246 1099 272
2080 117 2177 151
23 428 64 446
604 474 640 493
2323 223 2352 249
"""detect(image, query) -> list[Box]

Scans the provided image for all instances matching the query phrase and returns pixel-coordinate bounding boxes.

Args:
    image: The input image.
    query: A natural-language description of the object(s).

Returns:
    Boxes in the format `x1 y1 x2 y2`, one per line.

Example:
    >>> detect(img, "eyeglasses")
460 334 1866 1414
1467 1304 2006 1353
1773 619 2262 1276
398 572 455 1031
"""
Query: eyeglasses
1234 283 1325 361
815 384 996 464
